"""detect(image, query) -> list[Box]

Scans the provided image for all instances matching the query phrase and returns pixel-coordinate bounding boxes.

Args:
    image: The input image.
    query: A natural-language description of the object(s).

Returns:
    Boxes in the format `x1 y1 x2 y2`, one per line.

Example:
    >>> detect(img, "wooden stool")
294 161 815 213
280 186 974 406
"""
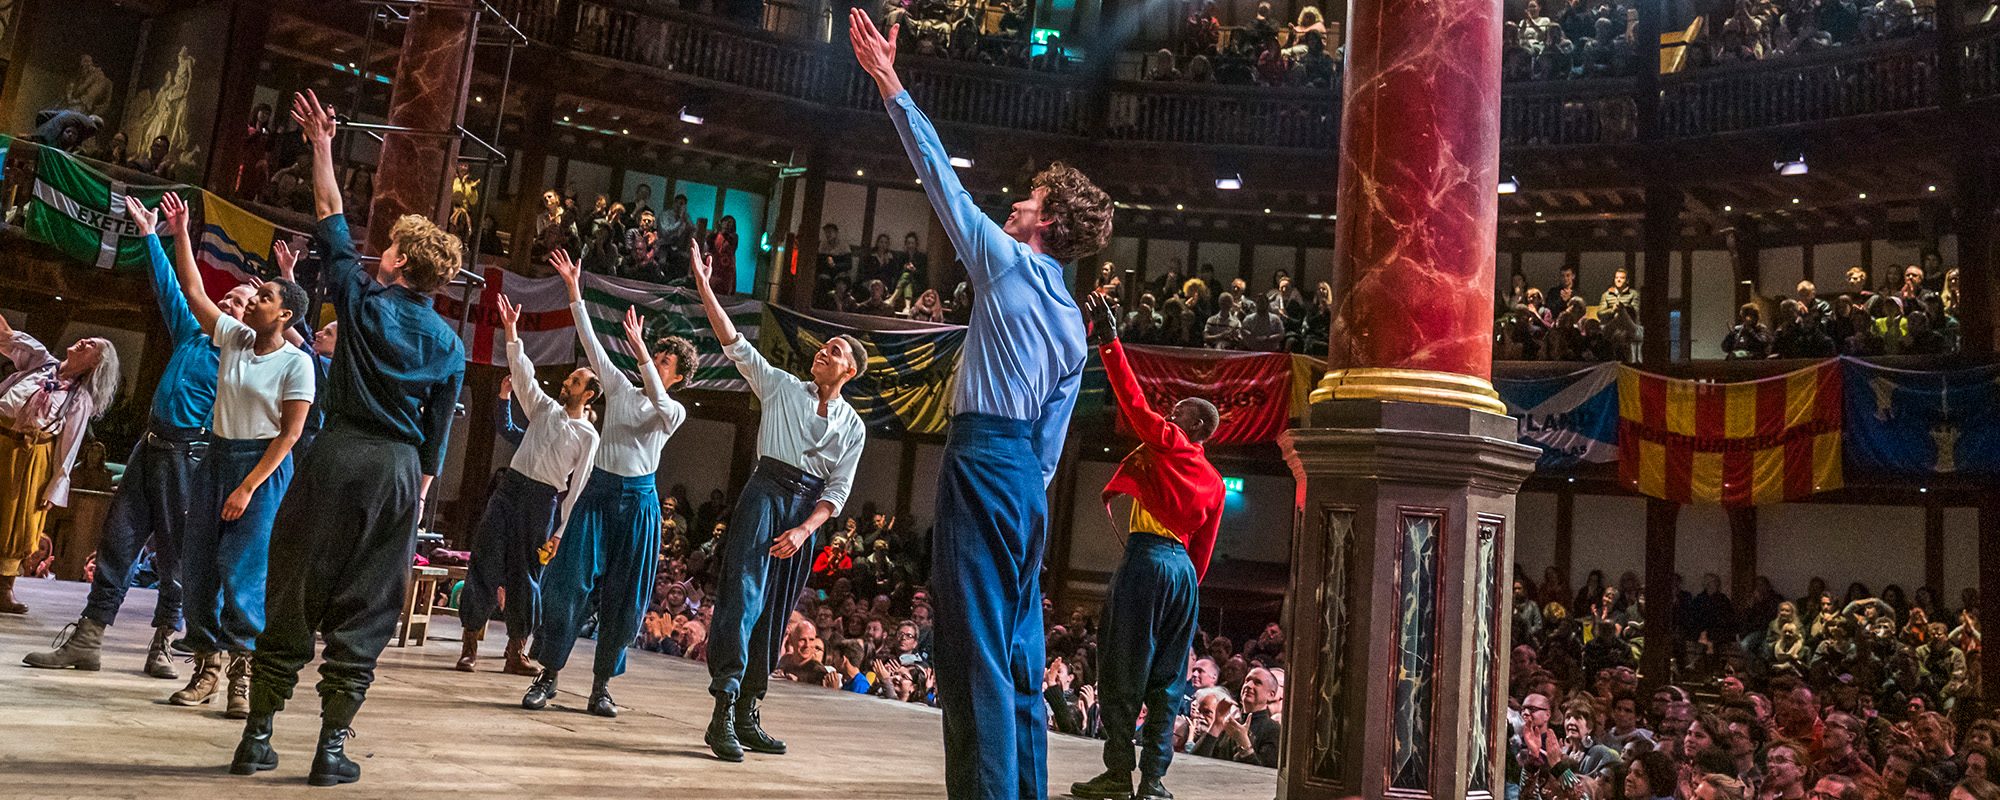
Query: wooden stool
395 566 450 647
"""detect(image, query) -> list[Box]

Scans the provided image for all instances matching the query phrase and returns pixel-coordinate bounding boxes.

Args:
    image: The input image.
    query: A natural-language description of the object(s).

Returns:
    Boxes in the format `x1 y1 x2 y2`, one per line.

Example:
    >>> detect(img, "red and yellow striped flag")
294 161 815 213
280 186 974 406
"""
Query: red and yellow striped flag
1616 361 1843 506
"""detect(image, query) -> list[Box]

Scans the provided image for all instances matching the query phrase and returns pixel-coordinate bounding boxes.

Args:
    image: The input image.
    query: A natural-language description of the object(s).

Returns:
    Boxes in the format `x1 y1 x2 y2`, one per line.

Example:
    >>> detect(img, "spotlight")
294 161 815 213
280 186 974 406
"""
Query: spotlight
1774 154 1808 176
856 169 865 177
1723 205 1733 212
678 107 704 125
1215 174 1242 191
681 137 690 144
1858 192 1868 199
948 156 974 169
1791 198 1800 204
1175 203 1185 211
1928 184 1939 192
1498 176 1521 194
1263 208 1271 214
1534 211 1543 218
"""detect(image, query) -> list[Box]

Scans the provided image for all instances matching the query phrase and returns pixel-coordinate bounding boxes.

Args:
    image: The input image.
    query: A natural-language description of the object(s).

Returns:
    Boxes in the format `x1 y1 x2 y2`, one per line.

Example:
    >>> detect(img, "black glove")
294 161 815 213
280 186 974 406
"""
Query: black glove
1085 292 1118 346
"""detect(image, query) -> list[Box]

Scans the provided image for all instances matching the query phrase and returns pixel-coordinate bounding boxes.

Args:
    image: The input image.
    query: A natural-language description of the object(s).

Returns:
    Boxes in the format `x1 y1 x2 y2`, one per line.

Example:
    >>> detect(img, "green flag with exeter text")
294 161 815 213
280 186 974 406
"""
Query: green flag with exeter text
24 144 184 271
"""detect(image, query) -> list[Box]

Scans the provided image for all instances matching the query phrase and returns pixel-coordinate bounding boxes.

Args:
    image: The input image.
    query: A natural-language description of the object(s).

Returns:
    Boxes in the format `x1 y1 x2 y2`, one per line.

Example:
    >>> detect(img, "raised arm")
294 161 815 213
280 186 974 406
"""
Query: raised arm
552 249 632 396
693 238 789 399
131 193 226 337
1088 295 1178 449
690 238 741 346
852 9 1021 290
291 89 342 220
499 296 560 421
622 306 678 414
124 193 205 344
0 319 51 373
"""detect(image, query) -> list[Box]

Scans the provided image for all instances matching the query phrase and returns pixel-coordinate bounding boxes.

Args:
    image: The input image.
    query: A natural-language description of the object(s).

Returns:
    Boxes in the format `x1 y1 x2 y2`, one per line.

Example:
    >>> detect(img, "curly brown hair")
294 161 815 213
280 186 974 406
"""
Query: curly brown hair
1031 162 1113 263
651 335 699 390
390 214 464 294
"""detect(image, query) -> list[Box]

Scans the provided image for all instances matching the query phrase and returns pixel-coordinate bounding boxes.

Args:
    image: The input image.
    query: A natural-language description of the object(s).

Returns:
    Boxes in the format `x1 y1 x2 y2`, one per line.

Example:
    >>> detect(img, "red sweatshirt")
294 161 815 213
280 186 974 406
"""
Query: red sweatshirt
1098 340 1226 582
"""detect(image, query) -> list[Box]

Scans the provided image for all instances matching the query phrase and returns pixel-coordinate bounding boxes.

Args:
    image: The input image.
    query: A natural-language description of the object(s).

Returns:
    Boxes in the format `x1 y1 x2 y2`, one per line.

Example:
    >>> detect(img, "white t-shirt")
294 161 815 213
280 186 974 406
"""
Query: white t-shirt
212 315 316 441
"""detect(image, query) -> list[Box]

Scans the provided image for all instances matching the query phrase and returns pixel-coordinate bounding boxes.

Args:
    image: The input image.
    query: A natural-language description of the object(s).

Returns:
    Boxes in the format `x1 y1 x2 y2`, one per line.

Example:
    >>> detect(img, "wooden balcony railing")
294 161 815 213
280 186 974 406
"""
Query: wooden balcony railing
479 1 2000 150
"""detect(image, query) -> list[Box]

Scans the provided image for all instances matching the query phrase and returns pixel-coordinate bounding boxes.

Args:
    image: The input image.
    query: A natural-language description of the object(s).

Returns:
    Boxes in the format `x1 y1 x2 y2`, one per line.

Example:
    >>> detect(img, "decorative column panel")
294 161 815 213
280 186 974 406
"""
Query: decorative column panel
1279 401 1538 800
1318 0 1506 415
365 1 479 253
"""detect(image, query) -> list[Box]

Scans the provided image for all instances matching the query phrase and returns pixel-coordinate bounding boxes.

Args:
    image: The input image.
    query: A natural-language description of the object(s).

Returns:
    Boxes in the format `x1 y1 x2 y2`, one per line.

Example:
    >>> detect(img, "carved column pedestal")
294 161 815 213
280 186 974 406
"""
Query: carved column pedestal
1278 400 1538 800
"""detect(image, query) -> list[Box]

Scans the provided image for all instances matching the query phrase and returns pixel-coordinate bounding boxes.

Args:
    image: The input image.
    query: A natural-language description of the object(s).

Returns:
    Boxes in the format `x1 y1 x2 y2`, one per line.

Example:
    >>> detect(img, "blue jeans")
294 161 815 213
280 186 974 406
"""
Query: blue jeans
932 413 1049 800
708 457 822 700
532 469 660 684
83 425 206 629
182 437 291 653
1098 533 1199 779
460 468 558 639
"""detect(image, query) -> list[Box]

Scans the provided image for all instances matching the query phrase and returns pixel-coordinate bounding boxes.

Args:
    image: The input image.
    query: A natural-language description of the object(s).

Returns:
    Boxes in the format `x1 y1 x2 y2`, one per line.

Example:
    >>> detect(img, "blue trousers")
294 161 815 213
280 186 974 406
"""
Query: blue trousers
532 469 660 684
460 468 558 639
182 437 292 653
1098 533 1199 779
708 457 823 700
252 425 419 718
932 413 1049 800
83 425 206 630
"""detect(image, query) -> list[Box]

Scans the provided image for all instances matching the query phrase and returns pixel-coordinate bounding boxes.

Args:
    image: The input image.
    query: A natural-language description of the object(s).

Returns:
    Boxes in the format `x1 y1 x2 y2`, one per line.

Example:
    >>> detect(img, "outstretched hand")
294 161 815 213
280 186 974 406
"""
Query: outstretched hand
549 249 582 298
621 306 646 348
497 296 523 341
124 195 159 237
159 192 189 236
848 8 903 98
689 238 713 287
273 239 300 281
1085 292 1119 346
290 89 337 146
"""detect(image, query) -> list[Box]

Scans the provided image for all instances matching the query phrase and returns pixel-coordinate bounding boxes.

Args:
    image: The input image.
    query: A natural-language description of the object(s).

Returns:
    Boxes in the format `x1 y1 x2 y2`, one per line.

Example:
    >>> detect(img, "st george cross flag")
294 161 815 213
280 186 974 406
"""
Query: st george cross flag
1616 360 1843 506
430 264 579 367
24 145 186 270
577 275 762 391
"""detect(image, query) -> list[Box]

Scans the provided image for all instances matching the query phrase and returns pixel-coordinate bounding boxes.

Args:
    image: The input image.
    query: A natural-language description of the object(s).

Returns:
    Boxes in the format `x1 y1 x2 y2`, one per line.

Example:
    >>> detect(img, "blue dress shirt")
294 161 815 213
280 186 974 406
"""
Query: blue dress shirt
141 234 219 431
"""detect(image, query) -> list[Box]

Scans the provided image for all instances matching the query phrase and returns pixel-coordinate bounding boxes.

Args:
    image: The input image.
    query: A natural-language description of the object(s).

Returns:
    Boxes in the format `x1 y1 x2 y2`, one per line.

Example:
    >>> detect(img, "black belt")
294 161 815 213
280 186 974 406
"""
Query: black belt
753 456 825 498
142 424 209 452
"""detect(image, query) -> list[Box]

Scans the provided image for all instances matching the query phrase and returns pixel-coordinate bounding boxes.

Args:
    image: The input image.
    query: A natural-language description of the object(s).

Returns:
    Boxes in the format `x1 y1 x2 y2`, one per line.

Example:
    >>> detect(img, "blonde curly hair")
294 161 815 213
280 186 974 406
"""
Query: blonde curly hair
390 214 464 294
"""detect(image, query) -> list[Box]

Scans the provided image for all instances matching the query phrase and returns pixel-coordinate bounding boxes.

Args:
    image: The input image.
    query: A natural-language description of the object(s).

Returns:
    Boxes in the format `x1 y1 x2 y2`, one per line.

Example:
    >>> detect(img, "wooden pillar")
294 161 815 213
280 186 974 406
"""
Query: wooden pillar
508 79 559 273
202 1 274 194
1926 500 1946 596
791 170 828 309
1729 219 1760 306
1044 438 1083 614
364 0 479 253
1641 498 1680 689
1955 151 1995 355
1553 487 1576 586
1641 185 1681 365
1727 506 1757 604
1981 495 2000 712
893 437 918 522
451 363 504 544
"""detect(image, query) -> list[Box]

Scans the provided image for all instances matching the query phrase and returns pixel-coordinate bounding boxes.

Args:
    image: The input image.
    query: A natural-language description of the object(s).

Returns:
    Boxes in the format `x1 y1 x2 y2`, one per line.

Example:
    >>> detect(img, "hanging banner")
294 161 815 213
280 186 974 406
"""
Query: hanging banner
1497 362 1622 470
1843 357 2000 478
1115 344 1295 445
192 190 310 305
1617 361 1843 506
430 264 580 367
577 275 763 392
24 145 186 271
759 304 965 435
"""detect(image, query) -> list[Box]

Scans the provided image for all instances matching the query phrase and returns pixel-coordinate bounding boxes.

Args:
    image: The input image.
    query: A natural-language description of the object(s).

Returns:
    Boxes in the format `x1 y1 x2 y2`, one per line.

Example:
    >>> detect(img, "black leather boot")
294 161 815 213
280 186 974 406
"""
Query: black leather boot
522 671 558 710
1071 769 1134 799
1134 774 1174 800
705 694 744 762
307 693 363 786
733 696 786 754
230 680 285 775
586 679 617 718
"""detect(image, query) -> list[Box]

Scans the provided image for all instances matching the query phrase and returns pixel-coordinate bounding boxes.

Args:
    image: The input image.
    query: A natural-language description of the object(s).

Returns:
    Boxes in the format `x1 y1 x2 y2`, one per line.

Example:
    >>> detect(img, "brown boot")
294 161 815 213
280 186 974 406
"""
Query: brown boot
0 575 27 615
502 636 543 677
456 628 481 672
169 651 225 705
224 652 252 719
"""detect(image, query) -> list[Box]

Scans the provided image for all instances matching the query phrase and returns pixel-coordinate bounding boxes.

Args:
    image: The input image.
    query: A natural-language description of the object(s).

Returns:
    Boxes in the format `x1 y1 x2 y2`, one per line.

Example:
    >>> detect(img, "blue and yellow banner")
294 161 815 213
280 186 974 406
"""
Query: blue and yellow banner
758 304 965 435
1843 357 2000 478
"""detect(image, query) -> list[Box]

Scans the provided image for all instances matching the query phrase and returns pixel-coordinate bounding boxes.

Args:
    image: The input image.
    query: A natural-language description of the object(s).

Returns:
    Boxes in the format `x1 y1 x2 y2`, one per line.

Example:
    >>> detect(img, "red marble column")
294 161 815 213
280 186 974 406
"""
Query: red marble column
1319 0 1506 414
364 3 479 253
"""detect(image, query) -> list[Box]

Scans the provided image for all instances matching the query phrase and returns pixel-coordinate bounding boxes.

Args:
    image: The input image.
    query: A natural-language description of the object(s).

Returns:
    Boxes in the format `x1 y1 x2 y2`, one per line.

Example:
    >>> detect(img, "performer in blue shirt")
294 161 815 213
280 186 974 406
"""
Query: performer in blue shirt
229 90 466 788
23 201 257 680
851 13 1113 799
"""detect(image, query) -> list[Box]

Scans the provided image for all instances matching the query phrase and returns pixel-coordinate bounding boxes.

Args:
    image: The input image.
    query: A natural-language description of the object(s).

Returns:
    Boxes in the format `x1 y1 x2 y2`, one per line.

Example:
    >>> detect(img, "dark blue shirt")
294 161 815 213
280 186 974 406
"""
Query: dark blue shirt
141 234 219 431
316 215 465 475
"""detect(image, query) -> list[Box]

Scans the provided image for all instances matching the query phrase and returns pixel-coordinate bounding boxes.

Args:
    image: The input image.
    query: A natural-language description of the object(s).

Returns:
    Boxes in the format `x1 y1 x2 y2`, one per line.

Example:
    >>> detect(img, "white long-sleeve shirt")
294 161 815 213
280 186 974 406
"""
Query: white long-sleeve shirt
569 300 686 477
505 340 600 530
721 336 865 514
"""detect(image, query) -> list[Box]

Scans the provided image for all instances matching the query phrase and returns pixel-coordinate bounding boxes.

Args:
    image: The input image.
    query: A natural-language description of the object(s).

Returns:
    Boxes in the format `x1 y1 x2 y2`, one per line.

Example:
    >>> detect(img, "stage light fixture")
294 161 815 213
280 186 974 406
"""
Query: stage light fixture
1215 174 1242 191
949 156 974 169
1497 176 1521 194
679 107 705 125
1774 154 1808 176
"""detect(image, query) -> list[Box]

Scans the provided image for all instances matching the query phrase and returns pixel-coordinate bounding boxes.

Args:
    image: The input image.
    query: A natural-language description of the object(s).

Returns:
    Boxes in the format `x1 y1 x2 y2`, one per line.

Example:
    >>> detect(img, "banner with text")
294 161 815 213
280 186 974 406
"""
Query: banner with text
23 143 187 271
759 303 966 436
1617 361 1843 506
1115 344 1296 445
1496 362 1622 470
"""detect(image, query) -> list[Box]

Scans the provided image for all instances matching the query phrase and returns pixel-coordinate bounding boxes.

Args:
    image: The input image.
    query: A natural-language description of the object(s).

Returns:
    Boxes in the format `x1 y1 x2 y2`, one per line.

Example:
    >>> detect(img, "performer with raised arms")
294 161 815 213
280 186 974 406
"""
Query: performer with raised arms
850 11 1113 798
521 248 694 719
455 296 600 675
1069 293 1224 800
689 239 867 762
230 89 466 787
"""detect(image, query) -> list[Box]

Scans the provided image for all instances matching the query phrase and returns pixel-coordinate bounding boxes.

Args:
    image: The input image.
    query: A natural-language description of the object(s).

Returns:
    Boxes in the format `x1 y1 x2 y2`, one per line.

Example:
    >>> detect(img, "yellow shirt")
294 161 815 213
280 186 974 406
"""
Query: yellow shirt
1128 499 1183 543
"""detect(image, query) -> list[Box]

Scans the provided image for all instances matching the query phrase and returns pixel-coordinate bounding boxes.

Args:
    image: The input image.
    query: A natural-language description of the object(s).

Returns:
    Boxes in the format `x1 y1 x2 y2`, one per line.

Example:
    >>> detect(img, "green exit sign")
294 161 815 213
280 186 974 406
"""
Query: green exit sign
1222 477 1243 493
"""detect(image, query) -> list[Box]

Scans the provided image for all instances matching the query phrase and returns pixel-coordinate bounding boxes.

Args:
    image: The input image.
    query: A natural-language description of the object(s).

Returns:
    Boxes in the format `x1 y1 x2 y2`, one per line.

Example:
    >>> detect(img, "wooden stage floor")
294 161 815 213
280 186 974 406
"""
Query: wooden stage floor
0 578 1276 799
